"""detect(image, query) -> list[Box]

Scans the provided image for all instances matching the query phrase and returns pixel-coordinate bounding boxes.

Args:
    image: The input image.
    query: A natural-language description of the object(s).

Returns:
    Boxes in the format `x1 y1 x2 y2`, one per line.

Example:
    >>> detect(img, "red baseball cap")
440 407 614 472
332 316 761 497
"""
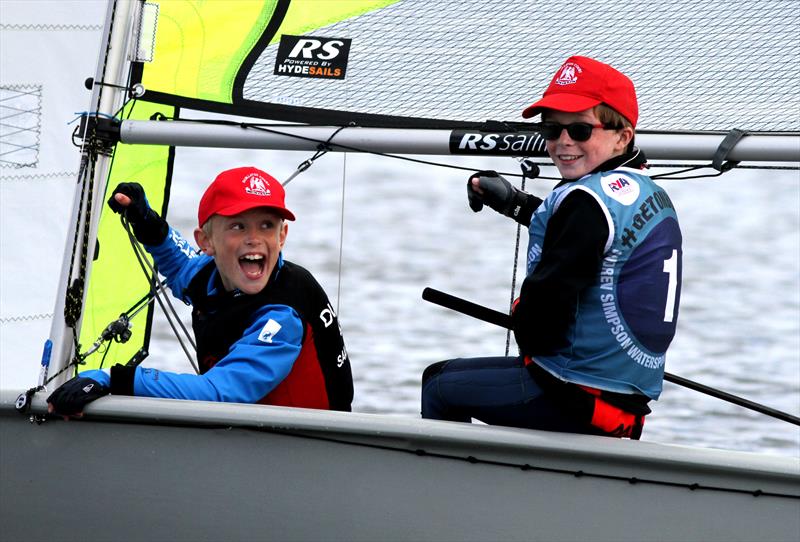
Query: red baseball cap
521 56 638 127
197 166 295 226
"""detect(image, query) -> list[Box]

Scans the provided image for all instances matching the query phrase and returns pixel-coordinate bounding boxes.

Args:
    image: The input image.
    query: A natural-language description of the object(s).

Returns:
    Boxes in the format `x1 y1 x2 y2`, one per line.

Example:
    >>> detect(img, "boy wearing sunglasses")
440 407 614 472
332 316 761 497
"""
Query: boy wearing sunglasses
422 56 682 439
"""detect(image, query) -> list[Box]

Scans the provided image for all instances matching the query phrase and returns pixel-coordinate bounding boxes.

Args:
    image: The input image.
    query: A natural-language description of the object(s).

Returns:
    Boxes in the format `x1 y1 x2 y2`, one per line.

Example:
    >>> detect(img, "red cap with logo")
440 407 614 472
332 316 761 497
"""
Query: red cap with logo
197 166 296 226
521 56 638 127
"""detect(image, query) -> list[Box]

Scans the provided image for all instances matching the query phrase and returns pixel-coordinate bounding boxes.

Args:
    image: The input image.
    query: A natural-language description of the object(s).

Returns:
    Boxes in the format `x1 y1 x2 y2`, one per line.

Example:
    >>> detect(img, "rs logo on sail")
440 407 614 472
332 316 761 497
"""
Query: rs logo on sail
274 35 352 80
288 39 346 60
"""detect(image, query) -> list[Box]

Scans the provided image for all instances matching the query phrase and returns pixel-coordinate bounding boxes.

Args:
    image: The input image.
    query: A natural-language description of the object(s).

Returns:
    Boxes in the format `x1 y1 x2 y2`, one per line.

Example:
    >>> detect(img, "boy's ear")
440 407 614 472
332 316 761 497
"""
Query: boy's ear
194 226 215 256
617 126 635 151
279 221 288 250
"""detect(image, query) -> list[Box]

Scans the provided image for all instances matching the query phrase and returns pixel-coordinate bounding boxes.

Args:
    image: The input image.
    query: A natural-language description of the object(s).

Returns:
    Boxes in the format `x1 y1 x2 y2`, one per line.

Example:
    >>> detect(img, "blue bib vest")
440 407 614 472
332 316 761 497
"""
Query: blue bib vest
526 168 682 399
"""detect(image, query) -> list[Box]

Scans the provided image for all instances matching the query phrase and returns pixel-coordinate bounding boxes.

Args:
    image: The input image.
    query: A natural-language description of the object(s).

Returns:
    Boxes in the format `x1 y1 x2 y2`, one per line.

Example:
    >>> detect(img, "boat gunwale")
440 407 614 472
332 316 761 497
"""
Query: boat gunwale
3 389 798 498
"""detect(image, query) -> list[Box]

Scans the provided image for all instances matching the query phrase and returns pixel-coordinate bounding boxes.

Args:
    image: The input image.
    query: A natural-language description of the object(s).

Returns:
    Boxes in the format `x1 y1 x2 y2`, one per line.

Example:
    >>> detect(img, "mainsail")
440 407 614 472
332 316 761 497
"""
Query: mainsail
119 0 800 161
132 0 799 131
4 0 798 386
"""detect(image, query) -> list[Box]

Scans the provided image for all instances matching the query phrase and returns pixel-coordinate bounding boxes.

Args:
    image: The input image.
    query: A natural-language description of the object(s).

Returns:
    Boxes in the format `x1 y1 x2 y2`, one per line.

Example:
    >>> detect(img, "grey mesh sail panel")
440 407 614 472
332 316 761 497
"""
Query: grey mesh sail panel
244 0 799 132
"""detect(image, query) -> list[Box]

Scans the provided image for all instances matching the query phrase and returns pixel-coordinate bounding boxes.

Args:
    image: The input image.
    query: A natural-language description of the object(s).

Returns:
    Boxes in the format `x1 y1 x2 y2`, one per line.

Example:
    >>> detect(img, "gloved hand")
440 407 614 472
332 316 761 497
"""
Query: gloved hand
107 182 168 245
47 369 111 418
466 171 539 226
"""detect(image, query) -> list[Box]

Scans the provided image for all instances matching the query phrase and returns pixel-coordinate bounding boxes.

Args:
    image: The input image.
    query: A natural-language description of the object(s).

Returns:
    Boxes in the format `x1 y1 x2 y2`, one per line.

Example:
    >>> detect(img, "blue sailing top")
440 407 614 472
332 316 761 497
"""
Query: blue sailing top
525 168 682 399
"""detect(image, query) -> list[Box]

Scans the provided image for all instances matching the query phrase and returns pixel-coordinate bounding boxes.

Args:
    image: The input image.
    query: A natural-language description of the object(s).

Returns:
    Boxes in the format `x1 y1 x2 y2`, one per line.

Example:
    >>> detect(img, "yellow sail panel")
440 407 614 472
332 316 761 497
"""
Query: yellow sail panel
78 101 175 371
140 0 401 103
142 1 277 102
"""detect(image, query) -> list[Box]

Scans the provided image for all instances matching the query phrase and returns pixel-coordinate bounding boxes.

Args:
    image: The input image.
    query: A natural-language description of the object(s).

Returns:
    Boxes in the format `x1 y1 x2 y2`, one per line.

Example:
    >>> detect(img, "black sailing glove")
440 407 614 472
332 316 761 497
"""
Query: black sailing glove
466 171 540 226
47 370 110 417
107 182 168 245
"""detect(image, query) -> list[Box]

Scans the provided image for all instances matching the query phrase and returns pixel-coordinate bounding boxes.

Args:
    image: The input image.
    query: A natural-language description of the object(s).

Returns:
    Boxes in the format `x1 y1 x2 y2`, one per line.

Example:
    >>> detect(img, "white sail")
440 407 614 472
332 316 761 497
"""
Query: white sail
0 1 105 389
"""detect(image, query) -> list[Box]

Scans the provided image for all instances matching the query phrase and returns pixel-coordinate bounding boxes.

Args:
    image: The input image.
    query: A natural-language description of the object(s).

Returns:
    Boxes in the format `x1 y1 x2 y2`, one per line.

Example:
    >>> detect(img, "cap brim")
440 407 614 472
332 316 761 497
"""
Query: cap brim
521 94 602 119
213 202 296 222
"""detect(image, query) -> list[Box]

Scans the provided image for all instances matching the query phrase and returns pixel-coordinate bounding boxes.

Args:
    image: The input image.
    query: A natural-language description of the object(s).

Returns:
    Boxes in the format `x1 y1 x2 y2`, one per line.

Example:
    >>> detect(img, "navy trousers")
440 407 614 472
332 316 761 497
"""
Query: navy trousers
421 356 600 435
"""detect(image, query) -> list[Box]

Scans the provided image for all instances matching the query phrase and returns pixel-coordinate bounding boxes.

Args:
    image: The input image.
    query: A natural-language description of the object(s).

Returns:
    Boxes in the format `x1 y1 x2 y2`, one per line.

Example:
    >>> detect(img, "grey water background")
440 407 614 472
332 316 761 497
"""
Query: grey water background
151 144 799 457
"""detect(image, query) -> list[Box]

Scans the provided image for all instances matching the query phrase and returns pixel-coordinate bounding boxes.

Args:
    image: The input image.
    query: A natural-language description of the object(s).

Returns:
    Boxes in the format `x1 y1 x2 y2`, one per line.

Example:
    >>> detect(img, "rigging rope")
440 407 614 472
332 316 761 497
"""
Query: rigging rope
504 160 543 355
282 125 349 187
121 219 199 373
279 126 352 316
505 170 526 356
56 55 166 380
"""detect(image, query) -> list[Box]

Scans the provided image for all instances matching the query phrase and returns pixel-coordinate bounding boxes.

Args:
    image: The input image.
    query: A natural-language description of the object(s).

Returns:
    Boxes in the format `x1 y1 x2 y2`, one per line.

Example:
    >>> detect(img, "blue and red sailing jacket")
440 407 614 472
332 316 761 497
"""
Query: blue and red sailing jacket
110 227 353 411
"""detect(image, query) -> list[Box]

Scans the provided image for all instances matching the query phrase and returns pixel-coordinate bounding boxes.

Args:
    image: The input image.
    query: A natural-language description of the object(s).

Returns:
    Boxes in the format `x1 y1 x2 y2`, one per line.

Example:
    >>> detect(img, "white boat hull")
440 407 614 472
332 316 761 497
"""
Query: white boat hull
2 391 798 542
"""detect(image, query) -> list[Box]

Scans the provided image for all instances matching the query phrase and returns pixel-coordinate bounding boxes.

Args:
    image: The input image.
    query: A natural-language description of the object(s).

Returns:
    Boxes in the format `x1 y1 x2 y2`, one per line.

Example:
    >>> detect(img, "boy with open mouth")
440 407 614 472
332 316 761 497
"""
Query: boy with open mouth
49 166 353 416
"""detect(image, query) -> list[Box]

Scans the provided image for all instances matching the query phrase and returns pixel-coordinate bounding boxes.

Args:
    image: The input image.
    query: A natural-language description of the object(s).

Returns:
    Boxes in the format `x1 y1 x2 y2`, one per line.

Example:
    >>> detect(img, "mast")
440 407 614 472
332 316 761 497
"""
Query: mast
47 0 140 387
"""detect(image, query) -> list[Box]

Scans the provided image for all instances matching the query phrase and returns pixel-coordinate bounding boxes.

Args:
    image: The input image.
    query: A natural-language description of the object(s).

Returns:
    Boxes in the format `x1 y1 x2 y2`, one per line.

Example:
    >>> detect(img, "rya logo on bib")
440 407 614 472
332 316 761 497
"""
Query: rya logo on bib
601 174 640 205
258 319 282 343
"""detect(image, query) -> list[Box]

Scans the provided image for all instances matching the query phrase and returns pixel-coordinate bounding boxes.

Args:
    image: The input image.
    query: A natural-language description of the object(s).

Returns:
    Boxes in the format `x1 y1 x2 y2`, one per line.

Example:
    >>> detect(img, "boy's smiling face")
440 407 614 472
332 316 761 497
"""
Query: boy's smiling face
194 207 287 294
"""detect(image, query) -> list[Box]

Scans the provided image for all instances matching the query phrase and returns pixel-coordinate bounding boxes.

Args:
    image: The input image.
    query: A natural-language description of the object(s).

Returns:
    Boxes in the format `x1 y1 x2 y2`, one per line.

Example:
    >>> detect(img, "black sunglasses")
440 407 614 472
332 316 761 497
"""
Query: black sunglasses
536 121 620 142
